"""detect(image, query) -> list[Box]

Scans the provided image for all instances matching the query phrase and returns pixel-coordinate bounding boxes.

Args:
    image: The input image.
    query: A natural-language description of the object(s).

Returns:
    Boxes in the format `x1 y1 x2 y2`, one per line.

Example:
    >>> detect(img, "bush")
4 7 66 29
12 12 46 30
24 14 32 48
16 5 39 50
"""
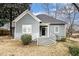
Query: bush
60 37 66 42
21 34 32 45
69 46 79 56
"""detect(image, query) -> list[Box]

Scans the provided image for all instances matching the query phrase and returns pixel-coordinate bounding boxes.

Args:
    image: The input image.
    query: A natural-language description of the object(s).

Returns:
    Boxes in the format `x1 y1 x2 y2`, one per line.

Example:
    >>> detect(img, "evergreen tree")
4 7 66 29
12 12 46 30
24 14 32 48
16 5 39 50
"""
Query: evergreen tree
0 3 31 36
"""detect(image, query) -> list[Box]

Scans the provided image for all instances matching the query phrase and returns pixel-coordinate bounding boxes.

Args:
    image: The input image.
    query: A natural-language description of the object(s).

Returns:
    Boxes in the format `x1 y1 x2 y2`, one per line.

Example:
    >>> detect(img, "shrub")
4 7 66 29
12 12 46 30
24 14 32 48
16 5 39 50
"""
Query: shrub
69 46 79 56
21 34 32 45
60 37 66 42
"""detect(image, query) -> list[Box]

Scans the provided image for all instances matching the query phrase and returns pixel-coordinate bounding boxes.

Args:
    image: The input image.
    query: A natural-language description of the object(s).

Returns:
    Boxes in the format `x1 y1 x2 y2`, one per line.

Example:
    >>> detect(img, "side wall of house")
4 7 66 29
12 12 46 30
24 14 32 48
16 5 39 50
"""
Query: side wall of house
14 14 40 40
49 25 66 40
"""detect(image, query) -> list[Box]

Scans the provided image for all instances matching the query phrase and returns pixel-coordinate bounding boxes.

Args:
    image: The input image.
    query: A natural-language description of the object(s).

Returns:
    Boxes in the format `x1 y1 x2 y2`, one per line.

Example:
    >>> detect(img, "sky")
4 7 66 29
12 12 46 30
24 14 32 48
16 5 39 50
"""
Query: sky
31 3 79 25
31 3 66 15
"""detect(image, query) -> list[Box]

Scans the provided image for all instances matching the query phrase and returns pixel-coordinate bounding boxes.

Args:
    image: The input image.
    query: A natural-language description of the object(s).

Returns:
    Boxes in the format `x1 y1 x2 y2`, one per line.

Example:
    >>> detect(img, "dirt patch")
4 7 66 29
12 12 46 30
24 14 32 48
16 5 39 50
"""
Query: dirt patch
0 36 76 56
71 33 79 38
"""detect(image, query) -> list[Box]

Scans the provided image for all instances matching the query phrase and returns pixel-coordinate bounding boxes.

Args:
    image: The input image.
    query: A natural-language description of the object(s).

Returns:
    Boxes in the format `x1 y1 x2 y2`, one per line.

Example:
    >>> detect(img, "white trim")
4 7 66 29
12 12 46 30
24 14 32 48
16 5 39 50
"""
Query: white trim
48 24 49 37
54 26 59 33
40 23 50 26
13 10 28 22
22 25 32 34
14 22 16 39
13 10 41 23
64 24 66 37
27 11 41 22
40 25 49 37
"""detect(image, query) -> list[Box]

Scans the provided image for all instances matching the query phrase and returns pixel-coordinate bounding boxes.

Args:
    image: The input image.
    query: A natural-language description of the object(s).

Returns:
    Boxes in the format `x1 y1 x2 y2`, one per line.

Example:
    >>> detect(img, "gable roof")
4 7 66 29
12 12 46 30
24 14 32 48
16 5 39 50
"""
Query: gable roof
13 10 41 22
37 14 66 25
13 10 66 25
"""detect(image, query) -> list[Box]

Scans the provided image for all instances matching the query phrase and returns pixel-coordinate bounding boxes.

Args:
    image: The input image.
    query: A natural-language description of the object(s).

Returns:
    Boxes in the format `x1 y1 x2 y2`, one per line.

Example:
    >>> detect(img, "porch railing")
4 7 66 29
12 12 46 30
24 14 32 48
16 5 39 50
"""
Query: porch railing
37 34 56 45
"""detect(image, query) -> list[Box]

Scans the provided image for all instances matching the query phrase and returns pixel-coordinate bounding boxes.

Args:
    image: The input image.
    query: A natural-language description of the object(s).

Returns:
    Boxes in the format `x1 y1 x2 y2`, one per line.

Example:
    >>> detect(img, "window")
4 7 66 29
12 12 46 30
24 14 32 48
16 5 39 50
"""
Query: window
22 25 32 34
54 26 59 33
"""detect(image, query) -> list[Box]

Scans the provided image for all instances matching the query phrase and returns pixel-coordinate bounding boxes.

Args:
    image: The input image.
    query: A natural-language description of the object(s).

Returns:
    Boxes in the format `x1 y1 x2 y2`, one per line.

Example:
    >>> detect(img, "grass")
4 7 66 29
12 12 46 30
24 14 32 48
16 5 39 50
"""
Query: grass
66 39 79 56
63 39 79 56
0 36 70 56
0 36 79 56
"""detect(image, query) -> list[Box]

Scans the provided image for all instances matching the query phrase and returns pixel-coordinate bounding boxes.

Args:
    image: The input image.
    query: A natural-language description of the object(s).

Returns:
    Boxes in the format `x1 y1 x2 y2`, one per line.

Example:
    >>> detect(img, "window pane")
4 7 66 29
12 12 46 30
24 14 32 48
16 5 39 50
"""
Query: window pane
56 27 58 32
54 26 59 33
24 28 26 32
22 25 32 34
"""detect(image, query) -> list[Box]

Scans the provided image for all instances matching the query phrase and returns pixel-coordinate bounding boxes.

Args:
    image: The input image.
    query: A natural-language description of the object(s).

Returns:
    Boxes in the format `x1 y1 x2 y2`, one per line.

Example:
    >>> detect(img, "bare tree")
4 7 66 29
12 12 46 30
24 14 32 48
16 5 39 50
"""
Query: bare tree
42 3 50 15
42 3 57 17
57 4 77 37
72 3 79 11
41 3 77 37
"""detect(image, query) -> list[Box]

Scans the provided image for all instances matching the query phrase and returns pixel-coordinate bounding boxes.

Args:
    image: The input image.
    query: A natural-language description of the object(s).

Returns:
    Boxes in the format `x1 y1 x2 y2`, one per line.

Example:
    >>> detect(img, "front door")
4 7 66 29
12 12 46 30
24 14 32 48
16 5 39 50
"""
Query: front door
40 26 48 37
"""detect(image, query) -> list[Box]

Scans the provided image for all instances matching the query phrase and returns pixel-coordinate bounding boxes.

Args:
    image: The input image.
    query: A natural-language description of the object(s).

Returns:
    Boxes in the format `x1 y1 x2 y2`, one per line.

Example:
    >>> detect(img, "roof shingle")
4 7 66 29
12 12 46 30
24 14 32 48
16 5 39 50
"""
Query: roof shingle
36 14 66 25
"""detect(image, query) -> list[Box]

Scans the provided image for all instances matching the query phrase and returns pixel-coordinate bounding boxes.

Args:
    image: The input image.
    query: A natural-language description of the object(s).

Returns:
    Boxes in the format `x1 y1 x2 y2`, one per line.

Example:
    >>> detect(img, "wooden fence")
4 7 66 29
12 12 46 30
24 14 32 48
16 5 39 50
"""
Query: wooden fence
0 28 10 36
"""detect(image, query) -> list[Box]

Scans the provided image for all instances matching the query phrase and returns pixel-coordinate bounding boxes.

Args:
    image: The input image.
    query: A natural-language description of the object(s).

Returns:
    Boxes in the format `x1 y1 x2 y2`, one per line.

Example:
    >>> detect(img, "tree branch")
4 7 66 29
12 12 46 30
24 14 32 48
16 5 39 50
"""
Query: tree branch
72 3 79 12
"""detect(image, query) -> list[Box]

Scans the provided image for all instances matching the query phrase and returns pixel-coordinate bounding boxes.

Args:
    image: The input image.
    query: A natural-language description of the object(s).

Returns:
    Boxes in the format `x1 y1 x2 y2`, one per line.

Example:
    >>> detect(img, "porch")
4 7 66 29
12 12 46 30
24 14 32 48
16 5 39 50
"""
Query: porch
37 23 56 45
37 36 56 45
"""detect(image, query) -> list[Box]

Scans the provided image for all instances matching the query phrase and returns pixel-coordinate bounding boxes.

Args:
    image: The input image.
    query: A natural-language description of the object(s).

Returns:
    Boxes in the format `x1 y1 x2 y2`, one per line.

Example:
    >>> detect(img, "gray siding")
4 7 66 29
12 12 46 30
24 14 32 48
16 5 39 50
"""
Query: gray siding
14 14 40 40
49 25 66 40
14 13 66 41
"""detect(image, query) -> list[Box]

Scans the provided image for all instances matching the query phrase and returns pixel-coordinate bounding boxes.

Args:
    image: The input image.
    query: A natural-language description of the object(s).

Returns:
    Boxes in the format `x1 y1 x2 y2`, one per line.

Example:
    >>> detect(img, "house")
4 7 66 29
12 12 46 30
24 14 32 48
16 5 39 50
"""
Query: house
13 10 66 41
0 23 15 29
0 23 10 30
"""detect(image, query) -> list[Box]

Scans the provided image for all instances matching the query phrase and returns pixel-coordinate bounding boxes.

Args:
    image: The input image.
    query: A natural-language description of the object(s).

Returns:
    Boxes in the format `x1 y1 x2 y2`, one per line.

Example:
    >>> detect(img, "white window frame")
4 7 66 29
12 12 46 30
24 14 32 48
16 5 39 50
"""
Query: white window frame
22 25 32 34
54 26 59 33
